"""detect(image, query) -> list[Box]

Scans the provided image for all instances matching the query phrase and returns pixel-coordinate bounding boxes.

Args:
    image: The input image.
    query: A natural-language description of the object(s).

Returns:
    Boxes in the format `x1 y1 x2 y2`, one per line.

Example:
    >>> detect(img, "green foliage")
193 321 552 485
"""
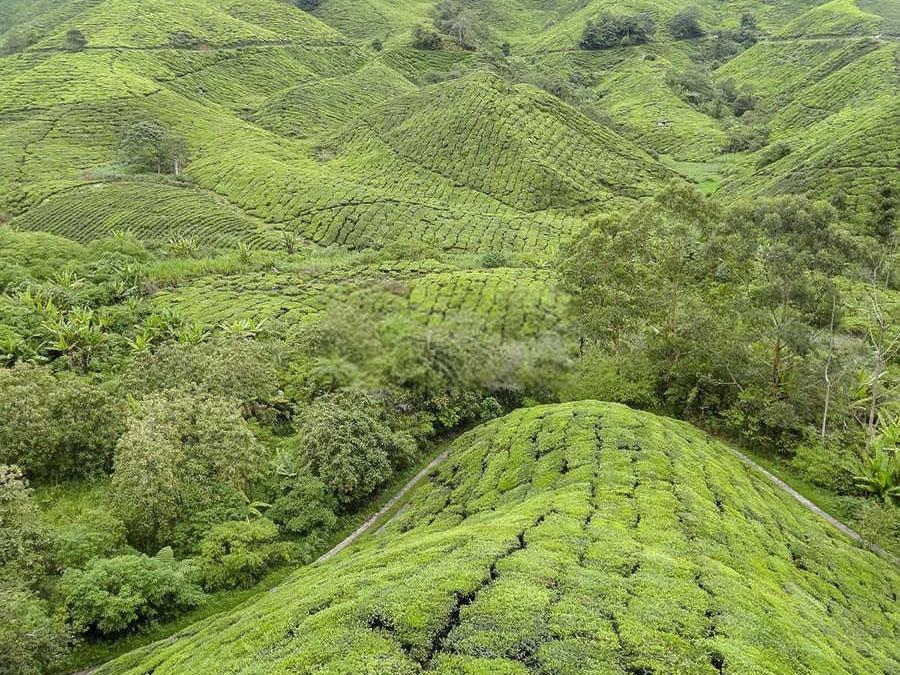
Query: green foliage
580 13 656 50
0 465 50 585
123 338 281 410
51 508 130 570
118 121 188 175
291 389 415 505
669 7 704 40
64 28 87 52
0 586 70 675
413 24 441 50
95 403 900 674
61 553 204 635
854 425 900 504
0 365 125 480
111 392 265 550
267 474 337 538
197 518 291 590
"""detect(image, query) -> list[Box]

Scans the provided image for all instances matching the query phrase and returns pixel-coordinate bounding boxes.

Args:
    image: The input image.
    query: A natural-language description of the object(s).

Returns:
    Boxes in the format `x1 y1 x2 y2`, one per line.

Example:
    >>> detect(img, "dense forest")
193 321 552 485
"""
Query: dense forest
0 0 897 673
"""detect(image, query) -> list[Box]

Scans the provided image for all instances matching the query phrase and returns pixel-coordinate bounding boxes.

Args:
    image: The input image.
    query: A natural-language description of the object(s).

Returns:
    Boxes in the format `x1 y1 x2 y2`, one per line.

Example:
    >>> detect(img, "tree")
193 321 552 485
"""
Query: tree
0 466 50 585
0 586 70 675
268 474 337 539
413 25 442 50
871 179 897 242
291 390 415 505
0 364 125 480
580 13 656 50
61 552 204 635
119 120 188 174
197 518 291 590
293 0 320 10
111 392 265 549
64 28 87 52
739 13 759 45
669 7 704 40
435 0 479 48
2 29 39 55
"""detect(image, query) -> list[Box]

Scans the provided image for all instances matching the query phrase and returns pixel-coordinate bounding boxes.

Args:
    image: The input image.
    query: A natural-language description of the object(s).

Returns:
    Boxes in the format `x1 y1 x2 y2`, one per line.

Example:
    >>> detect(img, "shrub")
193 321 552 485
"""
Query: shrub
112 392 265 550
854 445 899 505
64 28 86 52
292 390 415 505
61 553 204 635
0 364 125 480
480 251 508 268
170 31 201 49
413 25 442 50
580 13 655 50
669 7 704 40
198 519 291 591
0 585 70 675
294 0 320 10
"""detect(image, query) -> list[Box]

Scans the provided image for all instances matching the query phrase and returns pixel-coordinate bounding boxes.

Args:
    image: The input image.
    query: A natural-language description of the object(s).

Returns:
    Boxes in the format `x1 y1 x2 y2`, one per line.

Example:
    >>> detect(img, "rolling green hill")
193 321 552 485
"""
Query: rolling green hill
3 0 895 252
98 402 899 674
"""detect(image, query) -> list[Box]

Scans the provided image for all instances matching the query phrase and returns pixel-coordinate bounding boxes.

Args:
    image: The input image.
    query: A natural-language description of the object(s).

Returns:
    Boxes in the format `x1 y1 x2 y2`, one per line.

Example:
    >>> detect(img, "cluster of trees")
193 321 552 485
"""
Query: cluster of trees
559 181 899 503
580 12 656 50
666 68 757 119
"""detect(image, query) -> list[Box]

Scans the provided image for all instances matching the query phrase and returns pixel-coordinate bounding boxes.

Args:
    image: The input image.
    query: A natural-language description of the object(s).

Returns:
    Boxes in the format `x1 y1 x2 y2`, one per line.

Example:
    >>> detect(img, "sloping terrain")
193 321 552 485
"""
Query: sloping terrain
99 402 899 674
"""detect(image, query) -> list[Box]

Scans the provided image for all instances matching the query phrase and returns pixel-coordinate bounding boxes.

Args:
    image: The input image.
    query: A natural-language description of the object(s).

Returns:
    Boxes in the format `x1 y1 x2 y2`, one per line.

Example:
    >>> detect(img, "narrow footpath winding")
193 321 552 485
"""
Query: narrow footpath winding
312 436 897 567
724 445 898 565
313 449 450 564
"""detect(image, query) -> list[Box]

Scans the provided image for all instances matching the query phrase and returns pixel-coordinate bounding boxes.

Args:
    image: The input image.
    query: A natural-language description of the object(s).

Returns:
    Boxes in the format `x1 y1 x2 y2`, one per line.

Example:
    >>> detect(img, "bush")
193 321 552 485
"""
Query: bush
413 25 442 50
0 585 70 675
268 475 337 539
580 13 655 50
480 251 508 268
294 0 320 9
64 28 86 52
669 7 704 40
61 553 204 635
198 519 291 591
292 390 415 505
0 364 125 480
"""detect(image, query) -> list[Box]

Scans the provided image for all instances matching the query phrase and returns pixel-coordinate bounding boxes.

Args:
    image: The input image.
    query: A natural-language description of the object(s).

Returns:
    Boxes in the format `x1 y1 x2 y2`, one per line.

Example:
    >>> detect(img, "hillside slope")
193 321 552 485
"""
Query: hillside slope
99 402 899 675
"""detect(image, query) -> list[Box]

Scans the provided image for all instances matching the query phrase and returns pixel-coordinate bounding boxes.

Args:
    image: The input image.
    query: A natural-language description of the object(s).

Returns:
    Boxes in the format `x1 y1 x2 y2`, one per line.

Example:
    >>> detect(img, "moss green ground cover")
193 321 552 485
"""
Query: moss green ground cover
99 402 898 675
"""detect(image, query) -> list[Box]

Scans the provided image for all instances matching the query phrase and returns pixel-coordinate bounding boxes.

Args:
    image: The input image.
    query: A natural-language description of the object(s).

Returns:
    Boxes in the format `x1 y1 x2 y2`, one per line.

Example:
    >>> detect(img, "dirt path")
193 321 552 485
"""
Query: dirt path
725 445 898 565
313 450 450 564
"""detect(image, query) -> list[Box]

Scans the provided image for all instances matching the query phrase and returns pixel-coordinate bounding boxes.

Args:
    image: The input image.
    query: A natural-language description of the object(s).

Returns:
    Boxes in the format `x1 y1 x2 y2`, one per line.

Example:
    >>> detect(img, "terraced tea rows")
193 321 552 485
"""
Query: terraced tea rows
13 181 281 247
98 402 900 674
151 257 566 339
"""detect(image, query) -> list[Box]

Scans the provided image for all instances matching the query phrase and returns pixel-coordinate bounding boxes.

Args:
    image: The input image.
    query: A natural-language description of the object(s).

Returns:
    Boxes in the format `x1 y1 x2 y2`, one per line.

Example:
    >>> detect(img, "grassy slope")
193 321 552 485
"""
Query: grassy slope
0 0 669 254
98 402 899 674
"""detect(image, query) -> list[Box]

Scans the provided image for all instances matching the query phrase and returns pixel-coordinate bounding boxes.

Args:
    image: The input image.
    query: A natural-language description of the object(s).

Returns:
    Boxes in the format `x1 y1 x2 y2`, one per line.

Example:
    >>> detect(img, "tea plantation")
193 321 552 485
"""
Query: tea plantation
1 0 898 672
99 402 899 675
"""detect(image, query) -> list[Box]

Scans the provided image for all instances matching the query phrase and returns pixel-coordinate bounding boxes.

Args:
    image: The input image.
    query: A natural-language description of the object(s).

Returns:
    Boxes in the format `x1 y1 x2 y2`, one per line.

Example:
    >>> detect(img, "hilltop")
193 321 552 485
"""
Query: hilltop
99 402 899 674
